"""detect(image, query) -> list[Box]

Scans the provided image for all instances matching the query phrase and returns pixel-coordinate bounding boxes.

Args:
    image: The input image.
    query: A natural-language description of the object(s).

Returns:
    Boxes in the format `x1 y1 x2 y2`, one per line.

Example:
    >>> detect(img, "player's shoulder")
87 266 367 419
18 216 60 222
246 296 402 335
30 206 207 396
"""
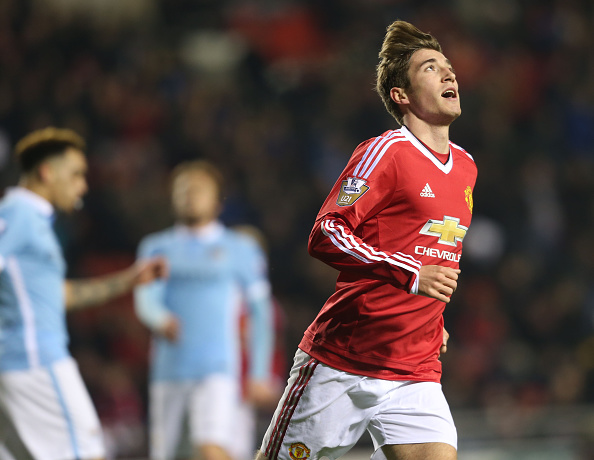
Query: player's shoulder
349 128 411 178
449 140 477 177
0 196 20 217
354 128 409 154
225 228 268 275
138 227 176 251
0 194 37 224
225 227 260 252
450 140 475 163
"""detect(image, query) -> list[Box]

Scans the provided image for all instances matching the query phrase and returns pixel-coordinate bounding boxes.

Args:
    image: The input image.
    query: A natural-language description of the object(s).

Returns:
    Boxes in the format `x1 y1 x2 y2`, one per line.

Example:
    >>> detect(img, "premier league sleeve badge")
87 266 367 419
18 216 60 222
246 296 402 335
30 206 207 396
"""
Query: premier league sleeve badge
336 177 370 207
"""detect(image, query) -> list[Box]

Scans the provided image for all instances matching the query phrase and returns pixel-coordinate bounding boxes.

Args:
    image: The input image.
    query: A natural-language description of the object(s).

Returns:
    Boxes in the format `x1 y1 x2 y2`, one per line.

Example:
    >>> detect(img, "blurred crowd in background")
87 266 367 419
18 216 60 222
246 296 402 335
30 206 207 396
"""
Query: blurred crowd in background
1 0 594 457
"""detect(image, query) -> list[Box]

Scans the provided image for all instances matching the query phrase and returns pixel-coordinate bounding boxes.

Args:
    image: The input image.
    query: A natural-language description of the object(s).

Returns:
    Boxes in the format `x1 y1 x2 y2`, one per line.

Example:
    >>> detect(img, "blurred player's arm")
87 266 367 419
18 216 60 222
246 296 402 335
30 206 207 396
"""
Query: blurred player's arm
245 283 277 407
239 236 277 406
134 278 179 342
64 257 167 311
133 237 178 341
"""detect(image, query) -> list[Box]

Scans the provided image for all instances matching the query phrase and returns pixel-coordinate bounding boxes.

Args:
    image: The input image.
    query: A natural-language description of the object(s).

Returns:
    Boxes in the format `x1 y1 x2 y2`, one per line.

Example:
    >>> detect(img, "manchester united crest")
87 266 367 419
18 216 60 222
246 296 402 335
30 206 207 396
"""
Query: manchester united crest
289 443 311 460
464 186 473 214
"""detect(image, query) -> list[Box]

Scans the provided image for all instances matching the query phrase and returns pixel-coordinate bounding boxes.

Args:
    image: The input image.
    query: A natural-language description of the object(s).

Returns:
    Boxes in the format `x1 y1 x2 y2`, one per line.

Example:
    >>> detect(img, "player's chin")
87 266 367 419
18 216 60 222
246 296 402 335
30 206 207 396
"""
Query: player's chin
60 200 82 214
432 108 460 125
60 205 76 214
445 103 461 117
442 110 461 125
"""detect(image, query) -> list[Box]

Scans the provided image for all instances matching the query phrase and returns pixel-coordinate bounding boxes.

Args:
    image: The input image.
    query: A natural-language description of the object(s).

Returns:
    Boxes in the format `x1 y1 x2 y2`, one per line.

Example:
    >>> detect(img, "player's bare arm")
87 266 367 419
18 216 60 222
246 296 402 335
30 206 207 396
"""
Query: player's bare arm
65 257 167 310
417 265 460 303
246 379 281 410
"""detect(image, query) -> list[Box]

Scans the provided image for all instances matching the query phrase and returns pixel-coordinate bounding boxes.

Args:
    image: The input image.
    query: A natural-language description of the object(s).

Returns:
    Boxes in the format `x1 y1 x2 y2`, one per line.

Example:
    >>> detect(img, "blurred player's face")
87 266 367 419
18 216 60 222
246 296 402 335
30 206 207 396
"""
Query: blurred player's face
394 49 461 126
172 170 221 226
44 148 88 213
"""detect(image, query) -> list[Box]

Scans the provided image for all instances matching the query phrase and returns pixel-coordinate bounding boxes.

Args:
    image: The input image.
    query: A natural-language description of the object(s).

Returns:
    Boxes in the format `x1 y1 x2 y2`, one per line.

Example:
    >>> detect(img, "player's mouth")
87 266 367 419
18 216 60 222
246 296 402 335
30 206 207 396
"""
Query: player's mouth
441 88 457 99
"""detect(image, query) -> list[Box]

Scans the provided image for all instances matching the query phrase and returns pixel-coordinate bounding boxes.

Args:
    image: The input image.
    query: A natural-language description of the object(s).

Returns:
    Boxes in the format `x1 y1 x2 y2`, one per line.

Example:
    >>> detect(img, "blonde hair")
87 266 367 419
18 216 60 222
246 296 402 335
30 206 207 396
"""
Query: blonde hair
15 127 86 172
375 20 442 124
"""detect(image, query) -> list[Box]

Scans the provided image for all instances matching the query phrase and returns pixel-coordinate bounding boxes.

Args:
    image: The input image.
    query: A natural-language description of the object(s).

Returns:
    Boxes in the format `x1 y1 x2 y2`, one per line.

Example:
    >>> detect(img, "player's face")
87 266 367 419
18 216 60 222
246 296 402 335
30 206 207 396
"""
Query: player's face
45 148 88 213
172 170 221 225
401 49 461 125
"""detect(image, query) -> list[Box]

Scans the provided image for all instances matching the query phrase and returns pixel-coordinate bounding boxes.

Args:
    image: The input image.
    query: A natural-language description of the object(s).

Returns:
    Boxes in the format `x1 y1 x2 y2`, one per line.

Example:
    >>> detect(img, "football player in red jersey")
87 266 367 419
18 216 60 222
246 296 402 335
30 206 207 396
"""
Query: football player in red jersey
256 20 477 460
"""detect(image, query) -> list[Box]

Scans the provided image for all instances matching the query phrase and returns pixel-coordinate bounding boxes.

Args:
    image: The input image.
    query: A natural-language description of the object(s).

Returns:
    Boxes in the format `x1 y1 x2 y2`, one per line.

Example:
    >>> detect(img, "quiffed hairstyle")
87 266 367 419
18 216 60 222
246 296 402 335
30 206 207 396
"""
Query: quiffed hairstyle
170 160 225 201
376 20 442 125
14 127 86 173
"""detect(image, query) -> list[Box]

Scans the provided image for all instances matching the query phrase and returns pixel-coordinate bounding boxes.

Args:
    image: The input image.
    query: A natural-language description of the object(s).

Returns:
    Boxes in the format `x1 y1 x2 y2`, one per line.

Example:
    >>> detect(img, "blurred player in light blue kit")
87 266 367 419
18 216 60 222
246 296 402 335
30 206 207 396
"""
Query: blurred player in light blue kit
134 161 276 460
0 127 167 460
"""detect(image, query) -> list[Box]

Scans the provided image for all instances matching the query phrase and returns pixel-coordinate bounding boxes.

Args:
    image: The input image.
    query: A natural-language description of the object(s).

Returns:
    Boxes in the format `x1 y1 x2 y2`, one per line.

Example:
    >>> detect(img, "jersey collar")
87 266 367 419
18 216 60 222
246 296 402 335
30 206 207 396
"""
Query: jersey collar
175 220 224 242
400 125 453 174
6 187 54 217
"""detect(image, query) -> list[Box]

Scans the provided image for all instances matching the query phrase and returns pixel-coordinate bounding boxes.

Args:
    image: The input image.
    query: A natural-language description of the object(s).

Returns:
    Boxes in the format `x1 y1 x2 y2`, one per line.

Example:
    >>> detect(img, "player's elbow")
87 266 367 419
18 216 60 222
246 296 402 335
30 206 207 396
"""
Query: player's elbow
307 225 324 260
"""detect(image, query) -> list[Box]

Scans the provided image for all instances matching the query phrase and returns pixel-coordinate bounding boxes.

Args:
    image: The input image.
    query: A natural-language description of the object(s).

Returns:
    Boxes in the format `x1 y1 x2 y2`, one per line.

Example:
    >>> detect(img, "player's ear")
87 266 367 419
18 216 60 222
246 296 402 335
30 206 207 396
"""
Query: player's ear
37 160 55 184
390 87 409 106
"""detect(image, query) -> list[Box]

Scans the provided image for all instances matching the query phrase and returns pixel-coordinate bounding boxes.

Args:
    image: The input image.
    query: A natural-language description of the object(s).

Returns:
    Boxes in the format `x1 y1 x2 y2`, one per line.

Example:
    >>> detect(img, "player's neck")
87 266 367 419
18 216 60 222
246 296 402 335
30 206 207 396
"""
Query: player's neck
178 216 217 230
402 118 450 155
18 178 53 204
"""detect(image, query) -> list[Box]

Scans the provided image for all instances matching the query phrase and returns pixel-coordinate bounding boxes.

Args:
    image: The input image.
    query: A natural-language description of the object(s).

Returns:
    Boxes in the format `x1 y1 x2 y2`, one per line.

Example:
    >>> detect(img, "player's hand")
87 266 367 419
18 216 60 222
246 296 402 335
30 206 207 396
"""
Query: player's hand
440 327 449 356
417 265 460 303
246 379 281 410
157 315 180 342
133 257 168 285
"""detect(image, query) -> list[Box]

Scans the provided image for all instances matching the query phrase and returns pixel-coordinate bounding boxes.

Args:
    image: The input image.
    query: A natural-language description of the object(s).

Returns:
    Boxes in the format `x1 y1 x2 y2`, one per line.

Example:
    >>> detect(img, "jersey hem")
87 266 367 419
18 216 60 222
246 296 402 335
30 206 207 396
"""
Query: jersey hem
298 337 442 383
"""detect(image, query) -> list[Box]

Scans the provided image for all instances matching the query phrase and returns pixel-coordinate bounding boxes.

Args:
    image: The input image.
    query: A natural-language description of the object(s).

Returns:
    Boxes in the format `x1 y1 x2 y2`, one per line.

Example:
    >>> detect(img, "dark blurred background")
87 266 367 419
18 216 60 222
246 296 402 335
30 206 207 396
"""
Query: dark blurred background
1 0 594 458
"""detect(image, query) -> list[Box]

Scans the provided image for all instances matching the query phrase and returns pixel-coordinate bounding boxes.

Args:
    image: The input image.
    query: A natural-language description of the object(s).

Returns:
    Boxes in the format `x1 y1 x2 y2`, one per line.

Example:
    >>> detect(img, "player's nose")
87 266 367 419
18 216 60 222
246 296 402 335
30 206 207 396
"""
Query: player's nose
442 68 456 83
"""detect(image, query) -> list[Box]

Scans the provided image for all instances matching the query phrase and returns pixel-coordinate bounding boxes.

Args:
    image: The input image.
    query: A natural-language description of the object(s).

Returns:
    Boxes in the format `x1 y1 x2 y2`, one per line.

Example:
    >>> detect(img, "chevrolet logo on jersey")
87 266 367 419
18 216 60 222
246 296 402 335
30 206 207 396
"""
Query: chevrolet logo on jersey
420 216 467 247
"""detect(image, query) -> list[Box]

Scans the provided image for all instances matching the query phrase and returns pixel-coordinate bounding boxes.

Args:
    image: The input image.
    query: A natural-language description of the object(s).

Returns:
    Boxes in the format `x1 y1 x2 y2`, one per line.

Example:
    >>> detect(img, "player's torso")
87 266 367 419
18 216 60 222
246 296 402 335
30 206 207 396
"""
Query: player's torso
372 142 475 269
0 201 66 275
336 141 474 348
150 228 246 380
304 130 477 379
160 229 242 307
0 202 68 371
166 235 234 282
21 216 66 281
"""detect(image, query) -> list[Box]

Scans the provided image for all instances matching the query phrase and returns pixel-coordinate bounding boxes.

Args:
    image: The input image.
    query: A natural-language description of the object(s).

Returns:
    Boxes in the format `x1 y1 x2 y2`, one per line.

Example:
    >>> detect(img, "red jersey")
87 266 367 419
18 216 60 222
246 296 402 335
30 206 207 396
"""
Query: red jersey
299 125 477 382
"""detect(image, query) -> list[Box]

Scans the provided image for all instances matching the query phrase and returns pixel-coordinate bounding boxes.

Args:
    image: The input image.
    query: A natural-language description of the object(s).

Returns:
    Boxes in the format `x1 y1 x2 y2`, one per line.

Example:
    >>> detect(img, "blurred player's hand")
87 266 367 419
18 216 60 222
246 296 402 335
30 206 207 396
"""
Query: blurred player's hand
133 257 168 285
440 327 449 356
417 265 460 303
246 380 282 410
157 315 180 342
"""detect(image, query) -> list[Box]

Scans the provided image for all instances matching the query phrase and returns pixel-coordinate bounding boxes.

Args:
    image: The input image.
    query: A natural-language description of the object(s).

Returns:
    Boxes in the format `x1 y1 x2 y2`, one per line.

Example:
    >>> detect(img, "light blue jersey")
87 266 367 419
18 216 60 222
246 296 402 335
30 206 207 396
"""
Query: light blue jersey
0 187 68 371
134 222 273 382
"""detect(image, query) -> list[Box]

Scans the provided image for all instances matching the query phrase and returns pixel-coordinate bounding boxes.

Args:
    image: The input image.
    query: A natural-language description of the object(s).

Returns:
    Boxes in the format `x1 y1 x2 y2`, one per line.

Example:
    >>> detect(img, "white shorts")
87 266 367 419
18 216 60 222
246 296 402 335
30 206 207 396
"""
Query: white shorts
149 374 242 460
260 350 456 460
0 357 105 460
229 400 256 460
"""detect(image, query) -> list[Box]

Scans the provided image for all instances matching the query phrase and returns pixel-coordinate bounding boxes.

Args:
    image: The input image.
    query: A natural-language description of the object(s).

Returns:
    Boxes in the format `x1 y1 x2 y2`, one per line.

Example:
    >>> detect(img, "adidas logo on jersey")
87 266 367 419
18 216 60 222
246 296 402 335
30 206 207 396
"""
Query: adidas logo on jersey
420 183 435 198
